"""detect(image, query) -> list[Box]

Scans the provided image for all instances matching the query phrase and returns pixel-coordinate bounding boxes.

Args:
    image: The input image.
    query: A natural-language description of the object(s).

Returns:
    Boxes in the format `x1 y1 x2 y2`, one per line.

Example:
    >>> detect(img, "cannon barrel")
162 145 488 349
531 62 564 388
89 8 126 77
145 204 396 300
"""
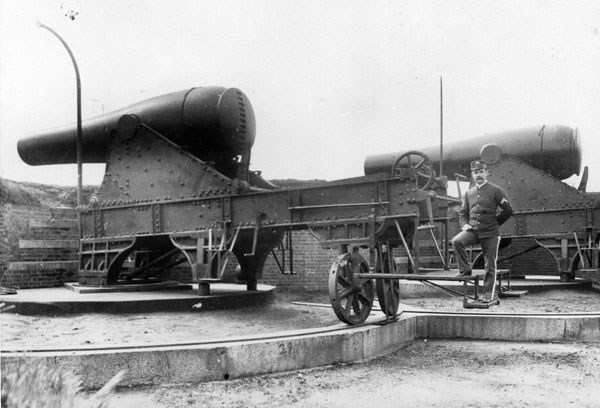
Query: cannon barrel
18 86 256 169
364 125 581 181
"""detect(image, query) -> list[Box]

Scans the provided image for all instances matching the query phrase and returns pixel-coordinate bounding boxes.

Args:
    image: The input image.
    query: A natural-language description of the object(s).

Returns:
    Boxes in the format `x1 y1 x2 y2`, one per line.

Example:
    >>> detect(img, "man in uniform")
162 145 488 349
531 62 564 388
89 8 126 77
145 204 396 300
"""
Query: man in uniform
452 160 513 303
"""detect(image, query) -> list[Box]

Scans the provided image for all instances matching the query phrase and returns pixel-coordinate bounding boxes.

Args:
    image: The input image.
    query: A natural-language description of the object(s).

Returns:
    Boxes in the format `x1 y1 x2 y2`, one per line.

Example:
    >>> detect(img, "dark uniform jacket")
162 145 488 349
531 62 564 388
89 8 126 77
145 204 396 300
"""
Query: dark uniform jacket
459 181 513 238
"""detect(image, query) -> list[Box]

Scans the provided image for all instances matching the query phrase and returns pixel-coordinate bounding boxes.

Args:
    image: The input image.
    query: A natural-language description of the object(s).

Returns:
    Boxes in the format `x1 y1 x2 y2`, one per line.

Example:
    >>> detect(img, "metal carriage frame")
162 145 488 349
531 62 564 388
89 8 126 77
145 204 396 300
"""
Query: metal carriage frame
75 124 461 324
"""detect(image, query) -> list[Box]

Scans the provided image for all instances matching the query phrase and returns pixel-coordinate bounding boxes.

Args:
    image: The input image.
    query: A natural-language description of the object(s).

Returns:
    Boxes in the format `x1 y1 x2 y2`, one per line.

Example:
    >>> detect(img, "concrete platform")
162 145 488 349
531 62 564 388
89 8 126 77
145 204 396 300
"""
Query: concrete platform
64 280 193 293
1 274 591 315
398 273 593 298
2 310 598 389
0 283 275 315
2 277 598 389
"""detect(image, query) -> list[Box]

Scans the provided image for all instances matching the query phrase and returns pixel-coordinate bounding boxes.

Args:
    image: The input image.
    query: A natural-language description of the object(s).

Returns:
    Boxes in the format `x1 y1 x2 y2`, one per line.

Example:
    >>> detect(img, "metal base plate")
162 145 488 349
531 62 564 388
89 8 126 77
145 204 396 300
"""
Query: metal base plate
499 290 528 298
464 299 500 309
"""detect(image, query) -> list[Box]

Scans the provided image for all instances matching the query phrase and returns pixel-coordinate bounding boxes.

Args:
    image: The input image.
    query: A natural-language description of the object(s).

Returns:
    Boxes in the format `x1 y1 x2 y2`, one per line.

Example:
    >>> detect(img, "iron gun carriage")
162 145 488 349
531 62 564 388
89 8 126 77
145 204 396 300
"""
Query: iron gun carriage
366 125 600 282
19 86 458 324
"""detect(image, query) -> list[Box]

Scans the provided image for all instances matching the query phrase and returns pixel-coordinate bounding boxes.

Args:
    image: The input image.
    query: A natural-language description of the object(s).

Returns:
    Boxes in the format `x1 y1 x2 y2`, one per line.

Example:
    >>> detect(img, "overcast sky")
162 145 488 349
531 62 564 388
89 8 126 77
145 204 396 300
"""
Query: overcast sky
1 0 599 191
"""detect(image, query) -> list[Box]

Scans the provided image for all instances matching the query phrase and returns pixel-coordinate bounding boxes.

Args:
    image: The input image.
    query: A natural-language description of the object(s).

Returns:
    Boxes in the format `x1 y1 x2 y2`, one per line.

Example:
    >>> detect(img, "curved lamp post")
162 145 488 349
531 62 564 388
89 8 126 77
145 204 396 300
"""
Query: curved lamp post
37 22 83 209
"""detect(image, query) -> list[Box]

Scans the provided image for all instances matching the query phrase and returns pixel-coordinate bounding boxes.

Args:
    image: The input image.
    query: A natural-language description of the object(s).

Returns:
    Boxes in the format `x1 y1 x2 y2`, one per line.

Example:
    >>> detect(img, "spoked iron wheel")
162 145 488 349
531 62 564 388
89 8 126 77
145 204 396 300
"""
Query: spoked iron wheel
375 249 400 318
328 250 374 325
391 150 435 190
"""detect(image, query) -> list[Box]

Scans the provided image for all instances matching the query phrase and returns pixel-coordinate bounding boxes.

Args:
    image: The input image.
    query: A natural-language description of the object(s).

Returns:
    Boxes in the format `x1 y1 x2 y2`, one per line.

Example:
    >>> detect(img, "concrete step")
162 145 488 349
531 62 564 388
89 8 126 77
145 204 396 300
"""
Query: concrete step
8 261 79 271
18 239 79 249
29 218 78 229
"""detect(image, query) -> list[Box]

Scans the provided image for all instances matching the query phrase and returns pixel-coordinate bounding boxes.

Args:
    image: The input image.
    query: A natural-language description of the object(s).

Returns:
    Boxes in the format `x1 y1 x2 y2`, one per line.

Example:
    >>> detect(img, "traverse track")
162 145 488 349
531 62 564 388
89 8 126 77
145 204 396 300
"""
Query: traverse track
2 306 598 389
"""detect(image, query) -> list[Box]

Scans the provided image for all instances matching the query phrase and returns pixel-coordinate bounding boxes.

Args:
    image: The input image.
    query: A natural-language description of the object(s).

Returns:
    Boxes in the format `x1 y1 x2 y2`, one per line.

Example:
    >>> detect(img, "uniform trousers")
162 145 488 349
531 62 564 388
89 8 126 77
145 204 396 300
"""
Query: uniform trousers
451 230 500 299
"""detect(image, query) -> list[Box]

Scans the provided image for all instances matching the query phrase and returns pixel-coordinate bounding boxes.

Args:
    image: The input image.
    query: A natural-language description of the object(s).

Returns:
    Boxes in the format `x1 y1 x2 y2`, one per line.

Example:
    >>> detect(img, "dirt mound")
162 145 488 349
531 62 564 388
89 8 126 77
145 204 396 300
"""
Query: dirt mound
0 177 95 207
0 177 327 207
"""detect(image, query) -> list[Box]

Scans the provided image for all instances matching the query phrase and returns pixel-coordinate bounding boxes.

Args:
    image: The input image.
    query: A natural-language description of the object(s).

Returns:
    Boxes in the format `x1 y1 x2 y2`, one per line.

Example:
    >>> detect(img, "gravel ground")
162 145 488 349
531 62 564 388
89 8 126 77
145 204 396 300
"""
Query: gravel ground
2 287 599 407
1 288 599 349
106 340 600 408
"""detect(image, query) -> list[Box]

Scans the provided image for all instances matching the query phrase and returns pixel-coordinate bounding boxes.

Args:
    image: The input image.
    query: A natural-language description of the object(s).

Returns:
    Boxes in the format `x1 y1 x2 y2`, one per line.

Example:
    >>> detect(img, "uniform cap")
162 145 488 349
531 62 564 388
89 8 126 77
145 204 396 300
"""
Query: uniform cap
470 160 487 171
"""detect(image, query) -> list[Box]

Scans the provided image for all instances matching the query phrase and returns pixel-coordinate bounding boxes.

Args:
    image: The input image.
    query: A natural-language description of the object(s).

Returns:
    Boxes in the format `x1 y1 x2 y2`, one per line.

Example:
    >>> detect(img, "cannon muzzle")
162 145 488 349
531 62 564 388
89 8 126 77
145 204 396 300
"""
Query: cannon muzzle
18 86 256 178
364 125 581 180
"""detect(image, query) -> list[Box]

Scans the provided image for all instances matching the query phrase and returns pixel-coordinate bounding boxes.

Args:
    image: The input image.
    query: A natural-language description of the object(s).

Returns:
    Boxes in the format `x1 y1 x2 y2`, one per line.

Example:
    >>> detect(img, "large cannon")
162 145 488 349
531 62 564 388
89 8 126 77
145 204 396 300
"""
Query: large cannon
19 86 455 323
19 87 259 184
365 124 582 181
365 125 599 281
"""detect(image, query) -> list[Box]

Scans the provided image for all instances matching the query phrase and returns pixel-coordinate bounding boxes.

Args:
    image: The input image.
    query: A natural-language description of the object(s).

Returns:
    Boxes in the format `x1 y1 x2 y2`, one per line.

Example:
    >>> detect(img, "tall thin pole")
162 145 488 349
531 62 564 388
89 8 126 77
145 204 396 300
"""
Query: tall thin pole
439 76 449 270
37 22 83 209
439 76 444 178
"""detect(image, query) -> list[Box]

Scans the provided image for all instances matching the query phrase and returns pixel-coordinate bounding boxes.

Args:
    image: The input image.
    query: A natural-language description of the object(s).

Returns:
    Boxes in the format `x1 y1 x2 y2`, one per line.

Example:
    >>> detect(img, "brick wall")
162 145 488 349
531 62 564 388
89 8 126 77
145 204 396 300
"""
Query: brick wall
169 231 343 291
260 230 340 291
259 229 444 291
497 237 559 276
0 203 593 290
0 204 78 289
0 204 343 291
